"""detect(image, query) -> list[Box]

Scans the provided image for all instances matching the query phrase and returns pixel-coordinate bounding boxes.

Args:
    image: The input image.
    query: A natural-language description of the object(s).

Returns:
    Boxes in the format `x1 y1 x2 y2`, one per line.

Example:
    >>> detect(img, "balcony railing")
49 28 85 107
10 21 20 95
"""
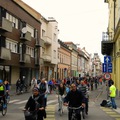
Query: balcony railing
0 47 11 60
43 54 51 62
0 17 12 32
101 32 114 55
43 36 52 45
20 32 31 41
19 54 31 63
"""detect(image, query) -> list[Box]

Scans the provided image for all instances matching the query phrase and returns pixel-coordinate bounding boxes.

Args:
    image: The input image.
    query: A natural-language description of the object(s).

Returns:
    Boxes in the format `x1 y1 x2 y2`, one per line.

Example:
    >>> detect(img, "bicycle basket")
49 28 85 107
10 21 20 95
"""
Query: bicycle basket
24 111 37 120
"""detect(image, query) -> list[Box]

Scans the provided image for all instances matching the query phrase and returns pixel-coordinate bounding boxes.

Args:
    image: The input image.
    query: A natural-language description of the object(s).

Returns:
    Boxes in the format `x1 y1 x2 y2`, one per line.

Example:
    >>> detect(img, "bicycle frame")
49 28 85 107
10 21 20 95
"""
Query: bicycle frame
68 106 83 120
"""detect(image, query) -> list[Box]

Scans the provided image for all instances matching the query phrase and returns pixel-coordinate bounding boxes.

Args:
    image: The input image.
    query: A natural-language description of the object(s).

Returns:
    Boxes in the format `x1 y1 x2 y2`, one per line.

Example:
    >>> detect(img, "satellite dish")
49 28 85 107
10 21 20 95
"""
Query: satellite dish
21 27 27 34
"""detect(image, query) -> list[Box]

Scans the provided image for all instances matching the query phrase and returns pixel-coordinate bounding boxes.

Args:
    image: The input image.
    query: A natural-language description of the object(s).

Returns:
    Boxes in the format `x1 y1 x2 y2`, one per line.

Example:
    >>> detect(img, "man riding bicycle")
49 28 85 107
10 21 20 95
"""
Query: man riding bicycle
0 79 7 108
63 83 85 120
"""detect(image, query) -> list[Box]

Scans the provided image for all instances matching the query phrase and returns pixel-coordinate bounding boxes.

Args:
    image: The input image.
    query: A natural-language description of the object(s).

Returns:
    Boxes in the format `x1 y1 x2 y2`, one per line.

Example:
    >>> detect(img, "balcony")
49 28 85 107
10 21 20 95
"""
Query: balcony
40 39 45 48
0 17 12 32
43 36 52 45
101 32 114 55
0 47 11 60
19 54 31 63
20 32 31 41
43 54 51 62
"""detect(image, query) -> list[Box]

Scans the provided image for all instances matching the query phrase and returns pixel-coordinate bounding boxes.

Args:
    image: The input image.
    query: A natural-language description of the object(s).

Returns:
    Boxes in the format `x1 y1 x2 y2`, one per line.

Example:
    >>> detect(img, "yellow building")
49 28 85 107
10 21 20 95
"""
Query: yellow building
101 0 120 96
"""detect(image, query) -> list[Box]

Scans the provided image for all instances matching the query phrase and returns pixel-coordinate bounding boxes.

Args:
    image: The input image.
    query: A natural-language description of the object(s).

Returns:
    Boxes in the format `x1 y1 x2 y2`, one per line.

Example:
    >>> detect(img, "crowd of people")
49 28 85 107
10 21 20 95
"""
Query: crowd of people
0 75 116 120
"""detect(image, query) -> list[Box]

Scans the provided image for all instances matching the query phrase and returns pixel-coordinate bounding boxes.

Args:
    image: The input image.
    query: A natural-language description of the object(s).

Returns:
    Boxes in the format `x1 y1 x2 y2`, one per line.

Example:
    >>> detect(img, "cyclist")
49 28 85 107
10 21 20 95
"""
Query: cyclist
57 83 66 111
77 80 89 115
24 87 45 120
0 79 7 108
64 83 85 120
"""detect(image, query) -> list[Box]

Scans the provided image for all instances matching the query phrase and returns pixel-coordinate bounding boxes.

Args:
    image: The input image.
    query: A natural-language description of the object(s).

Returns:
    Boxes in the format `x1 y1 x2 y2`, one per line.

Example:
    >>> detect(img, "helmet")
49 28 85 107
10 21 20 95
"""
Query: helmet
0 79 3 84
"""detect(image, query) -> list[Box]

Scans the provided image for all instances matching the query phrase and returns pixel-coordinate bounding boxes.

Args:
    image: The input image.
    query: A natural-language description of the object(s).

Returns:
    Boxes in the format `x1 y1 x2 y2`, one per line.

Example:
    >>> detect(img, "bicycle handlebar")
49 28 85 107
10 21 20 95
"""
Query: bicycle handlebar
68 106 83 110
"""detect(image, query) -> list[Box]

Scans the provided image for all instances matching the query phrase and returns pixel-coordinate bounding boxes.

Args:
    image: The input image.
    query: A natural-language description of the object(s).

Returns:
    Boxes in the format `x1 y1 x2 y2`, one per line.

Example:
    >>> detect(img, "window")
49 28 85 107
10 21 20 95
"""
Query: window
42 29 45 37
26 24 34 37
6 12 18 29
6 40 18 53
26 45 34 57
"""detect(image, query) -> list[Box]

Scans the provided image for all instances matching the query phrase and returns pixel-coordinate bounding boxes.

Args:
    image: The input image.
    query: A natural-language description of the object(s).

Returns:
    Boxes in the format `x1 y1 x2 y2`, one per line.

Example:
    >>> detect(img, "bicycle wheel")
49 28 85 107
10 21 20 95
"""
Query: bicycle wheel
2 104 7 116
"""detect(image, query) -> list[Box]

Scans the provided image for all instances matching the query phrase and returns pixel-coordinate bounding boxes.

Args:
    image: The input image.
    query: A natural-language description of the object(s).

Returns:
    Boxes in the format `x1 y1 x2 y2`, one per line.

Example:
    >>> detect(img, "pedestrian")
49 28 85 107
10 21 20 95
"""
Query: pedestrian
109 80 117 109
30 77 37 91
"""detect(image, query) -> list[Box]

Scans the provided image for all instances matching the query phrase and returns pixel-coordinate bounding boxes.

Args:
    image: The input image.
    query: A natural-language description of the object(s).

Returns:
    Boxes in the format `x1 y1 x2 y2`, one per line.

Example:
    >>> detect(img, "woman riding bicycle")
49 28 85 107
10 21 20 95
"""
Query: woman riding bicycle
24 87 45 120
63 83 85 120
57 83 66 111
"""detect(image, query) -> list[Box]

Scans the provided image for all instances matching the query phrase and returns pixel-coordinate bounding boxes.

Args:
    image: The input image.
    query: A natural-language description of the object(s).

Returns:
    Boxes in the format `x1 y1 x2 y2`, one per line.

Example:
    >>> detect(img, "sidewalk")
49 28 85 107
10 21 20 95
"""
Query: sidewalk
94 83 120 114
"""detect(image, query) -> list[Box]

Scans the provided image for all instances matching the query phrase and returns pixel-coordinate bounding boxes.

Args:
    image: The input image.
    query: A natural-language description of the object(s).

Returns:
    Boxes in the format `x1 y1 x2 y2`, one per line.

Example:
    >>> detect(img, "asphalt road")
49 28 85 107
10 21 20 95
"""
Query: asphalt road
0 85 119 120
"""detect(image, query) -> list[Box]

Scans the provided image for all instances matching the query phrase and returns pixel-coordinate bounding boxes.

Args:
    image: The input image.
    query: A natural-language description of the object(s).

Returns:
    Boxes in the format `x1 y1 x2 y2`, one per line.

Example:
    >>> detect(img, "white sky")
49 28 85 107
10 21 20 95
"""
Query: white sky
22 0 108 60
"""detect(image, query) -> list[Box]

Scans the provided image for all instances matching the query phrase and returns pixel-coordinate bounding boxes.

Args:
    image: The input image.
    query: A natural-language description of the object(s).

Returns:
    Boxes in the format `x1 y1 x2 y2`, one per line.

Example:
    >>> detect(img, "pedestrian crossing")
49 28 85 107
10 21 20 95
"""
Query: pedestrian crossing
101 107 120 120
8 99 57 119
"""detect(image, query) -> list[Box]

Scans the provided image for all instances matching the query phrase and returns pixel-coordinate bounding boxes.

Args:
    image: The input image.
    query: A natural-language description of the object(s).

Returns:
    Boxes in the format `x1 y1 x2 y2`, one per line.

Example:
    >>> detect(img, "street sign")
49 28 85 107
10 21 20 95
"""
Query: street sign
104 73 111 80
107 63 112 73
102 63 107 73
104 56 111 63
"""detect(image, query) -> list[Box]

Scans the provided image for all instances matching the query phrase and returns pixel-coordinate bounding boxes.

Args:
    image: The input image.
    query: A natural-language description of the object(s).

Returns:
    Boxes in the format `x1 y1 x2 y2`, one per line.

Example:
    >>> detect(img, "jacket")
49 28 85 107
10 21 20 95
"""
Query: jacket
64 89 85 107
25 95 44 111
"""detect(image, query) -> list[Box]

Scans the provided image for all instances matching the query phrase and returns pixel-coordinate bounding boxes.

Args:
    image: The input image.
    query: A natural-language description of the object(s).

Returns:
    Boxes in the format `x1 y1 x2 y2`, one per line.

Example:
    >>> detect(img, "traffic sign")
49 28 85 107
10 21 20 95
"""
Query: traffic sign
104 56 111 63
107 63 112 73
104 73 111 80
102 63 107 72
102 63 112 73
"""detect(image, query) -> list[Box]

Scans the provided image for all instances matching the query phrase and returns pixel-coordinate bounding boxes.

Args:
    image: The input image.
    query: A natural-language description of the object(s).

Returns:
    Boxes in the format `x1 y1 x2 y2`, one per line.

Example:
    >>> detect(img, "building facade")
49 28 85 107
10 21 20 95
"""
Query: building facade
0 0 41 85
40 16 59 80
58 39 71 79
102 0 120 96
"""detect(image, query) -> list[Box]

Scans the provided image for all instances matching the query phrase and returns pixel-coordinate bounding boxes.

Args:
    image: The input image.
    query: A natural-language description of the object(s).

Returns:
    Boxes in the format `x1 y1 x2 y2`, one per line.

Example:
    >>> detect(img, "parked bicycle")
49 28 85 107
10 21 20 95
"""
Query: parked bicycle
0 96 7 116
68 106 85 120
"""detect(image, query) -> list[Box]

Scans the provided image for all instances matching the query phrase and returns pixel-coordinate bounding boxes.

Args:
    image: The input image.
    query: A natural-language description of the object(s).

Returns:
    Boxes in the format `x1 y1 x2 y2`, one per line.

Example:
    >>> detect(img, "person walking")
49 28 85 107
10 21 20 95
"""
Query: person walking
30 77 37 91
109 80 117 109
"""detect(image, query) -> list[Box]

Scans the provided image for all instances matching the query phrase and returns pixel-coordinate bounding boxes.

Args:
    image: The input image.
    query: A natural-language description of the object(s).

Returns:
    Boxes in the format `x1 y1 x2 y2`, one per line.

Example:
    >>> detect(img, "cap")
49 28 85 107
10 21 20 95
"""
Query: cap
33 87 39 92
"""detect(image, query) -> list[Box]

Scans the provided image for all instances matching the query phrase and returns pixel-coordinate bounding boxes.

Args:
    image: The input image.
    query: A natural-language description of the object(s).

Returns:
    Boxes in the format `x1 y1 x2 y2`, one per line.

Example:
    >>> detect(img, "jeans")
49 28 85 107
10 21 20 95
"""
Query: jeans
110 97 117 109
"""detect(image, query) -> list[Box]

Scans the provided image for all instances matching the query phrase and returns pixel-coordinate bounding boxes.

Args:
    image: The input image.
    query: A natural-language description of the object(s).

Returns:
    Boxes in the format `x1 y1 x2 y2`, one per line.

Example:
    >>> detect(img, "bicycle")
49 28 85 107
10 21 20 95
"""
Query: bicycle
58 95 64 116
68 106 84 120
23 109 38 120
0 96 7 116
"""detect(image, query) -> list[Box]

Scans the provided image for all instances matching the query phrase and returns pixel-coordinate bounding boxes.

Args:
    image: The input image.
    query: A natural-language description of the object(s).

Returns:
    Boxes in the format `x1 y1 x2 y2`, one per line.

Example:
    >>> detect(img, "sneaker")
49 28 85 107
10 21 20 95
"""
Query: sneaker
3 104 7 108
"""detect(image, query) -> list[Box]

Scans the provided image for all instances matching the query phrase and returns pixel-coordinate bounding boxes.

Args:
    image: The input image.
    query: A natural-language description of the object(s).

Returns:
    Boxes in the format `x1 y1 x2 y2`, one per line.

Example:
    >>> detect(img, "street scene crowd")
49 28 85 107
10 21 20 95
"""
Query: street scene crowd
0 75 118 120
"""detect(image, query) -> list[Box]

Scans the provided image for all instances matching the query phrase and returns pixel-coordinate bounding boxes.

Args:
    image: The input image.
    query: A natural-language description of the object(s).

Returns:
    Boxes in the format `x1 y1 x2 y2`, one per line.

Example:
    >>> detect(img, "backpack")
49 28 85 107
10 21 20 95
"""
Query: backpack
100 100 107 107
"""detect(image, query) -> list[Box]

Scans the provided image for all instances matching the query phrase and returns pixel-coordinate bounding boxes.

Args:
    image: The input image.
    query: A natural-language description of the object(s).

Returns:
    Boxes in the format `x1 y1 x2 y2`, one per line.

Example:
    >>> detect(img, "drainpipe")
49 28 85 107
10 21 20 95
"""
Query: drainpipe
113 0 116 32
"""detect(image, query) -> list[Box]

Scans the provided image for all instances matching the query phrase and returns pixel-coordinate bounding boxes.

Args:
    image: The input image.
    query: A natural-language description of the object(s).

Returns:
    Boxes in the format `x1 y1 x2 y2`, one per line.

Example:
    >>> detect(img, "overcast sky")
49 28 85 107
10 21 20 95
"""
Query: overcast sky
22 0 108 60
